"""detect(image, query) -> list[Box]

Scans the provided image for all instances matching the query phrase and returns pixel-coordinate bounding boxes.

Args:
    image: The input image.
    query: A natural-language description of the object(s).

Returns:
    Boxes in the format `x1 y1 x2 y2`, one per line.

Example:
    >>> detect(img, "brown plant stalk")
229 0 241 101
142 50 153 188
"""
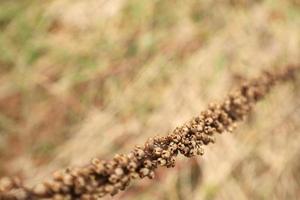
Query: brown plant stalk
0 64 299 200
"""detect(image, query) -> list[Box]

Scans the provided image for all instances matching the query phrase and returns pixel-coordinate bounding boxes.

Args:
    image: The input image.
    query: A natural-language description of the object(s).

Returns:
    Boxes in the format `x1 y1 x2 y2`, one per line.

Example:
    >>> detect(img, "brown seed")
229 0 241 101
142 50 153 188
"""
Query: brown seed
153 147 162 155
104 184 114 193
0 177 14 192
140 168 150 177
49 181 62 193
178 143 185 150
196 147 204 155
130 173 139 179
128 161 137 172
143 159 153 168
162 150 171 159
53 194 64 200
148 171 155 179
157 158 167 166
33 183 48 196
91 158 100 165
109 175 119 184
134 147 145 159
114 168 124 176
62 174 73 186
52 170 64 181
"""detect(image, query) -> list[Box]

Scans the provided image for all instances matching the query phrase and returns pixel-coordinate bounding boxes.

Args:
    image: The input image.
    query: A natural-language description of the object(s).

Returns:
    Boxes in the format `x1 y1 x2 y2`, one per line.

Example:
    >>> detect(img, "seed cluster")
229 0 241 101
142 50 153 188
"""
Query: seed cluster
0 64 299 200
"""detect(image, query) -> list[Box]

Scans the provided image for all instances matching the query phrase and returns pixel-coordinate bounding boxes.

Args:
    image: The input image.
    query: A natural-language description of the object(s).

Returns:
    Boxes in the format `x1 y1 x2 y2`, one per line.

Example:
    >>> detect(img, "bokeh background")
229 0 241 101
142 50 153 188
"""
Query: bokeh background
0 0 300 199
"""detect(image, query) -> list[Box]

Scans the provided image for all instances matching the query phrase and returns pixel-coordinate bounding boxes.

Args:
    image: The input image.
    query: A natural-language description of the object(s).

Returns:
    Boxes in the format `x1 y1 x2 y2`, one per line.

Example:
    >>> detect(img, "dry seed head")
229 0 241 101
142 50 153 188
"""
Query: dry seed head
1 65 299 199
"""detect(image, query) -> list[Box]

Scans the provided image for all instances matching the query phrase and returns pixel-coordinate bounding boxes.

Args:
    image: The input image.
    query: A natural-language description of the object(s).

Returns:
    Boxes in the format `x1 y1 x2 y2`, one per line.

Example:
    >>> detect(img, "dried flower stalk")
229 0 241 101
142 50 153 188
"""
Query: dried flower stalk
0 64 299 200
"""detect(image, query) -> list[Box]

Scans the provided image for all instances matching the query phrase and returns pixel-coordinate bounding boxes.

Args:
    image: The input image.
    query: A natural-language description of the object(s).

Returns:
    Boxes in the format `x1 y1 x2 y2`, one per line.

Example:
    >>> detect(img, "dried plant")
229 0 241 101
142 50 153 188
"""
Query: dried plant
0 64 299 200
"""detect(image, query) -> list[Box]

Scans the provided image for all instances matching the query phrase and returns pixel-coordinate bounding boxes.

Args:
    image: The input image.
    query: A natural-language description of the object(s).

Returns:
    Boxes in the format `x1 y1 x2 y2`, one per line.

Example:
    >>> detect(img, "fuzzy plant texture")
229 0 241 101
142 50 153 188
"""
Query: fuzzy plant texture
0 64 299 200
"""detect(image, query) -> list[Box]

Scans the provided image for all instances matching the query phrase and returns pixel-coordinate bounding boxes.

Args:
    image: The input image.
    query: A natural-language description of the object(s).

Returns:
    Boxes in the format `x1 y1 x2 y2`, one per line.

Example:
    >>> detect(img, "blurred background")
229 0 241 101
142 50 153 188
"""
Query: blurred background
0 0 300 199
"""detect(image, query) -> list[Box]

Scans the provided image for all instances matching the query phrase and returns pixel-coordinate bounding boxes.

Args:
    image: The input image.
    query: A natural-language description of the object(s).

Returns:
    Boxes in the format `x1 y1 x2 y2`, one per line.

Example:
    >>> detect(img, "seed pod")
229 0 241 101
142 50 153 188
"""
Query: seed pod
75 176 85 187
191 140 197 147
145 138 155 150
32 183 48 196
114 168 124 176
91 158 100 165
0 177 14 192
104 184 115 194
166 157 176 168
140 168 150 177
182 126 189 134
121 176 130 184
147 171 155 179
48 181 62 193
188 149 196 157
196 147 204 155
181 147 190 155
109 175 119 184
127 161 137 172
52 170 64 181
62 174 73 186
114 181 125 191
153 147 162 156
157 158 167 166
61 185 70 193
53 194 65 200
182 138 191 145
162 150 171 159
168 143 178 154
171 134 181 143
96 191 106 198
143 159 153 168
130 173 139 180
178 143 185 150
114 154 129 166
134 147 145 160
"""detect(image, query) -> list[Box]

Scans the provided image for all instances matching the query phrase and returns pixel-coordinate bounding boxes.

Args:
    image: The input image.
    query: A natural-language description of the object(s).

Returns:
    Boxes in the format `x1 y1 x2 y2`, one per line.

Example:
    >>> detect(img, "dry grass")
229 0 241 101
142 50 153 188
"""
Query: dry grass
0 0 299 199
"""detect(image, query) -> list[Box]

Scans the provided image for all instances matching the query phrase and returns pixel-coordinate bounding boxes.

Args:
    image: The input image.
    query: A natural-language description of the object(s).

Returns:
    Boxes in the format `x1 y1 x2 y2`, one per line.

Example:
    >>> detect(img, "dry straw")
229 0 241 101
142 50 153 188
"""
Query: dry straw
0 64 299 200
